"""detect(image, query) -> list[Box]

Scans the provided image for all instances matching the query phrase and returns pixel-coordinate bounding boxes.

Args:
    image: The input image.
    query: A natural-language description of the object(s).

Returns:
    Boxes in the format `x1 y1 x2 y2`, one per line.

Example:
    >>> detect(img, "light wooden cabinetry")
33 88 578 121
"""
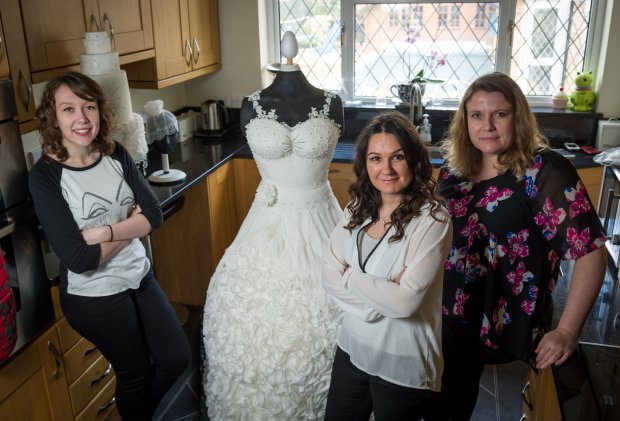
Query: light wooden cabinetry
151 160 236 306
56 317 119 420
19 0 153 77
0 19 9 80
577 165 603 210
521 366 561 421
0 0 36 132
124 0 221 89
233 158 262 225
0 325 73 420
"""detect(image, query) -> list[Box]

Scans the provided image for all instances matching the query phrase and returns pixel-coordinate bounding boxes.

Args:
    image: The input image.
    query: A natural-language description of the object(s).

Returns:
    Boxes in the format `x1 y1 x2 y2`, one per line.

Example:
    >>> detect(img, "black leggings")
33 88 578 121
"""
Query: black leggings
60 270 190 421
324 347 440 421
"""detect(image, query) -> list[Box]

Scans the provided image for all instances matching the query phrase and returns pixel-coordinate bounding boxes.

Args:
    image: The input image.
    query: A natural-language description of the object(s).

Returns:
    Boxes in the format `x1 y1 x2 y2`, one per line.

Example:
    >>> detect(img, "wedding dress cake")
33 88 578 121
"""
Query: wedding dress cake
80 32 147 169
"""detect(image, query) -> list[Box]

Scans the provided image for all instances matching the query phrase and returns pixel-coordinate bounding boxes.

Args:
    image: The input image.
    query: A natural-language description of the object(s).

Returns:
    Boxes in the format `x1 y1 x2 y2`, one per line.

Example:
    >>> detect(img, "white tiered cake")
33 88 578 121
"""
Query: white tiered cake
80 32 147 169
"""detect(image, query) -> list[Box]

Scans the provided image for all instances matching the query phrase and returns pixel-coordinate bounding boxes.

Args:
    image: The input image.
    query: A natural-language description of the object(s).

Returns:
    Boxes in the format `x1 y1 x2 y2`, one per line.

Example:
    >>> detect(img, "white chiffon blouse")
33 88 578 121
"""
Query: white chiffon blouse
321 204 452 390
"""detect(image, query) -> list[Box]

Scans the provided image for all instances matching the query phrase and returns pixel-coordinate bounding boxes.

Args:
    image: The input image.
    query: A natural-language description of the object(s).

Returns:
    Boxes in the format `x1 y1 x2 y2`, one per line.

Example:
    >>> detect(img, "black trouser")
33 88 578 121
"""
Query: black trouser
60 270 190 421
429 319 516 421
324 347 440 421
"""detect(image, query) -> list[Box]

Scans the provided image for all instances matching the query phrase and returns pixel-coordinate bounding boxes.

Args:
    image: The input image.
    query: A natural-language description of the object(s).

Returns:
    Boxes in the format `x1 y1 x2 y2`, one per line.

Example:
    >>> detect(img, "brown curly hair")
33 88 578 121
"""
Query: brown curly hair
440 72 548 179
346 110 446 242
36 71 116 162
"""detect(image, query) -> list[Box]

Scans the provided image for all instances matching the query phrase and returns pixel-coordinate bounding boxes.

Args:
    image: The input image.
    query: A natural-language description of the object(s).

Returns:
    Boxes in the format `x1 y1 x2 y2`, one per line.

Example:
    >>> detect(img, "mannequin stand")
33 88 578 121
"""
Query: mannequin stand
148 153 186 184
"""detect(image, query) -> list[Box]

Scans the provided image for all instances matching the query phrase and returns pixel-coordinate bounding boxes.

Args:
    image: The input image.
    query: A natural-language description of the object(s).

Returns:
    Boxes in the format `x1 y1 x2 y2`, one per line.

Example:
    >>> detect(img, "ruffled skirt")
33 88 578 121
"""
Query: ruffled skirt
203 184 342 420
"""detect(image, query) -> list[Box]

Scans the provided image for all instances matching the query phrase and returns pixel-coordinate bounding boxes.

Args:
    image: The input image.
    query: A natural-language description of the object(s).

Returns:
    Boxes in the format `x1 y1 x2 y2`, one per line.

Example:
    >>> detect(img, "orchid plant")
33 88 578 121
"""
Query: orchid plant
404 26 446 84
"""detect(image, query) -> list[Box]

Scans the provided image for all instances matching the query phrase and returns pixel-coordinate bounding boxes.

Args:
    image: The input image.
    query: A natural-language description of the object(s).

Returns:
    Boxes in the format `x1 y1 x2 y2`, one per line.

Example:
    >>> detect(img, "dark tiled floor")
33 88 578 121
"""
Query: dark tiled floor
156 305 529 421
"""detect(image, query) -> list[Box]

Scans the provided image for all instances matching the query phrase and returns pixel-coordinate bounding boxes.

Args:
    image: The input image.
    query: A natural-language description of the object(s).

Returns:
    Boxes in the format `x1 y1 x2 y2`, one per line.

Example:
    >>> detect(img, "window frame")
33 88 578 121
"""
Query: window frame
267 0 605 106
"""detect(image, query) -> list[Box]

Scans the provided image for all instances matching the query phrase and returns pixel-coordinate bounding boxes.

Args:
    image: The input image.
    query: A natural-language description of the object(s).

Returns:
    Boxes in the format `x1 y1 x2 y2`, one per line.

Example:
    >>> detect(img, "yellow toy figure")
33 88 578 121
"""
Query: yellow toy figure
569 71 596 111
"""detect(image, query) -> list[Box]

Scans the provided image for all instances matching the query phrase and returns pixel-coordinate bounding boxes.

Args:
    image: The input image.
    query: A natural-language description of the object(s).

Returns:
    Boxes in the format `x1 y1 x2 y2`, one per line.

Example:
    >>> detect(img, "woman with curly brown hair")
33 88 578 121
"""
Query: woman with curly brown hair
321 110 452 420
28 71 189 420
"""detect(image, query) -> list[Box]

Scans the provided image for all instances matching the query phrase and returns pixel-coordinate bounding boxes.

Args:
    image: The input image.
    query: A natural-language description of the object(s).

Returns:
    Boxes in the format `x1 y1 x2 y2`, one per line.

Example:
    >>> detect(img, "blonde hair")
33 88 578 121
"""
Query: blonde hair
441 72 548 179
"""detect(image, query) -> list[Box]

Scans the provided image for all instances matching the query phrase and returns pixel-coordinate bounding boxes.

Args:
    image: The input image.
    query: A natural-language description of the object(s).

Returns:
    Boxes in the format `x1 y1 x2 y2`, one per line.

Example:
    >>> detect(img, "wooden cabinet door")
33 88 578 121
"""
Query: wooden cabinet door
20 0 153 72
149 0 192 79
233 158 262 226
0 0 36 126
151 177 213 306
328 162 356 210
0 19 10 80
86 0 154 55
207 160 237 267
0 326 73 421
188 0 220 70
577 166 603 210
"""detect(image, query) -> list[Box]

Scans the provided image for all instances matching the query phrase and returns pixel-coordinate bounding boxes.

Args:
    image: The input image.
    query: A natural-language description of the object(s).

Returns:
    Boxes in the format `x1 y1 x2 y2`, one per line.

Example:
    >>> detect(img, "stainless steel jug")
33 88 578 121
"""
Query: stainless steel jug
201 99 229 132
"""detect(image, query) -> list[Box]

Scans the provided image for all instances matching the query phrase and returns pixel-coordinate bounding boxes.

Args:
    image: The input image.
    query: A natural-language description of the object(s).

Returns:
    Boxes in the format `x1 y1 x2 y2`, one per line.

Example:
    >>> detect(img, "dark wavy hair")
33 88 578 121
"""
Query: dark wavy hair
36 71 115 162
346 110 446 242
441 72 548 179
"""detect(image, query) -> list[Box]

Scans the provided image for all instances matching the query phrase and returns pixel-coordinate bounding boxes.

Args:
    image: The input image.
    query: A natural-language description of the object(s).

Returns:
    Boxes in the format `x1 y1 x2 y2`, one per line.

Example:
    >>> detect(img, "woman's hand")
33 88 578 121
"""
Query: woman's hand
393 267 406 285
128 204 142 217
535 327 577 369
81 225 112 245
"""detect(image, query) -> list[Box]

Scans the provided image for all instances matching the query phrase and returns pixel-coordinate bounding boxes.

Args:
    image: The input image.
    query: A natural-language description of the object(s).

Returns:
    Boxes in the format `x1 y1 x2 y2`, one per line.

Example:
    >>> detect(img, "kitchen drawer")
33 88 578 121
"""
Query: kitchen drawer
69 355 114 415
75 374 119 421
56 316 81 353
64 336 102 384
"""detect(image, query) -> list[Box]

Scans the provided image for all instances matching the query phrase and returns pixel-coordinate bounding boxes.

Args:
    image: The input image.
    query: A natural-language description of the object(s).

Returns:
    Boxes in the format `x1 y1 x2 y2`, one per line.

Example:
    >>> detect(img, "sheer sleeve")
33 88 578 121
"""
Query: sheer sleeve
321 217 383 322
526 152 605 261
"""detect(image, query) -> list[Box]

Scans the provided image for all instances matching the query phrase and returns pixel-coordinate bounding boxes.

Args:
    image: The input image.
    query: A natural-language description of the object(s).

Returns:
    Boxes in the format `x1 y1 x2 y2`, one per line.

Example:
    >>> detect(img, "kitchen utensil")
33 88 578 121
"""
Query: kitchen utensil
201 99 229 133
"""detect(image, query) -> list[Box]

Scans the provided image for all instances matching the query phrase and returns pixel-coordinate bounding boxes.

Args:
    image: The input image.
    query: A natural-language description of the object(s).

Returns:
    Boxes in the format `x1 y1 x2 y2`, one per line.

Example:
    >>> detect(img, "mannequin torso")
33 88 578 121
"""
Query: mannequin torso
240 69 344 136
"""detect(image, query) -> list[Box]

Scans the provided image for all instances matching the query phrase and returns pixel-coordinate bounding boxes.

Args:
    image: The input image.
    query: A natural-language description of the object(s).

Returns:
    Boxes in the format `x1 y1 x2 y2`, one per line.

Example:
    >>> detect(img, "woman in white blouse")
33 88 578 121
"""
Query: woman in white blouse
322 111 452 421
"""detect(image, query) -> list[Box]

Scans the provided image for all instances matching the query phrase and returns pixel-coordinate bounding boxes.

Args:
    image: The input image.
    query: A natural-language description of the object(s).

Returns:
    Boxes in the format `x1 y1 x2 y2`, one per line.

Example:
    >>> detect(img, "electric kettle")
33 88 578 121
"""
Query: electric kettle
201 99 229 133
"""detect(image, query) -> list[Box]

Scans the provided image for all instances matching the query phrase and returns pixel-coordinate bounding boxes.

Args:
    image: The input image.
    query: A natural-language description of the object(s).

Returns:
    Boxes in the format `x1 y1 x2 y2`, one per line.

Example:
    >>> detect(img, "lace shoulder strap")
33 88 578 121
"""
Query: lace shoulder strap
247 91 278 120
308 91 337 119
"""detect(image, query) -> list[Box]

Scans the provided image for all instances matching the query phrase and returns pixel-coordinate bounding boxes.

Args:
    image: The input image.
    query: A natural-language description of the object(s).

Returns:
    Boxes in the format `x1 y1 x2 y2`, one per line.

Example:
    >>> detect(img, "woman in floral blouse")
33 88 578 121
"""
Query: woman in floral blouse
435 72 606 421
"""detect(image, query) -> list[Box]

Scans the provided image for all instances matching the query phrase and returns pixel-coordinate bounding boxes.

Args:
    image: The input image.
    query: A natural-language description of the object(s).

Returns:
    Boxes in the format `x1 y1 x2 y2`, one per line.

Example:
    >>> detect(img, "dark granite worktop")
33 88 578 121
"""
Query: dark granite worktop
145 127 600 208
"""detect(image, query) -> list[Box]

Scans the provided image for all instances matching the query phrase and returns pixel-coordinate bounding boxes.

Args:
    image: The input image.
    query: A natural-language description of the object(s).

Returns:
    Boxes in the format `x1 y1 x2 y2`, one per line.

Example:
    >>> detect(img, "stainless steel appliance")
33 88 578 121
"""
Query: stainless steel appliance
197 99 229 137
0 80 54 364
598 165 620 272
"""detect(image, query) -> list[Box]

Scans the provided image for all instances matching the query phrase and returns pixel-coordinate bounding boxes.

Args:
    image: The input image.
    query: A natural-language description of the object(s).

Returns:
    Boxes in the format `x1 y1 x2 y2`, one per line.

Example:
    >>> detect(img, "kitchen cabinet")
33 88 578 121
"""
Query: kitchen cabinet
19 0 153 77
151 160 236 306
521 366 561 421
124 0 221 89
0 19 9 80
233 158 262 225
577 166 603 210
0 0 36 133
328 162 356 209
0 325 73 420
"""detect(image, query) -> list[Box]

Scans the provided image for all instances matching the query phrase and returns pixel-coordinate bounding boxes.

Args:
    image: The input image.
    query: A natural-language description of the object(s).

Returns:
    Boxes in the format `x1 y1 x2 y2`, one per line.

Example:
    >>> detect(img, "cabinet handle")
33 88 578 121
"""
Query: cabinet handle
96 396 116 416
162 195 185 220
184 39 193 67
47 340 62 379
84 345 99 356
521 380 533 411
103 14 114 45
192 37 201 64
18 68 33 112
603 188 620 239
90 14 101 31
90 363 113 386
519 415 528 421
328 168 341 174
0 217 16 240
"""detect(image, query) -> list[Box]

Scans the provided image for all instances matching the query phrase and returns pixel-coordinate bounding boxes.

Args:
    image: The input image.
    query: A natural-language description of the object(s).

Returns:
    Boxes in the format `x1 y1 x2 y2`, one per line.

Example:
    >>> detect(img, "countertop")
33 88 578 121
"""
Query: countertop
144 128 600 207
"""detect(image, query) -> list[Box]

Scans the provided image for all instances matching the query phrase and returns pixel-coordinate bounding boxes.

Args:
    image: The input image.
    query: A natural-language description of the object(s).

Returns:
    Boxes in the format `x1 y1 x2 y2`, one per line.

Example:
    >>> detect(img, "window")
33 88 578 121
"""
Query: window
274 0 599 103
475 5 485 28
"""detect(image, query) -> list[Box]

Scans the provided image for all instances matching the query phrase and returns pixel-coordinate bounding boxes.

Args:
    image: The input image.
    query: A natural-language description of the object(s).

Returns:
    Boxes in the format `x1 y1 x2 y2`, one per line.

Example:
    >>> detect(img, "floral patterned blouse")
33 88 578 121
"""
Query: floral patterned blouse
438 150 605 361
